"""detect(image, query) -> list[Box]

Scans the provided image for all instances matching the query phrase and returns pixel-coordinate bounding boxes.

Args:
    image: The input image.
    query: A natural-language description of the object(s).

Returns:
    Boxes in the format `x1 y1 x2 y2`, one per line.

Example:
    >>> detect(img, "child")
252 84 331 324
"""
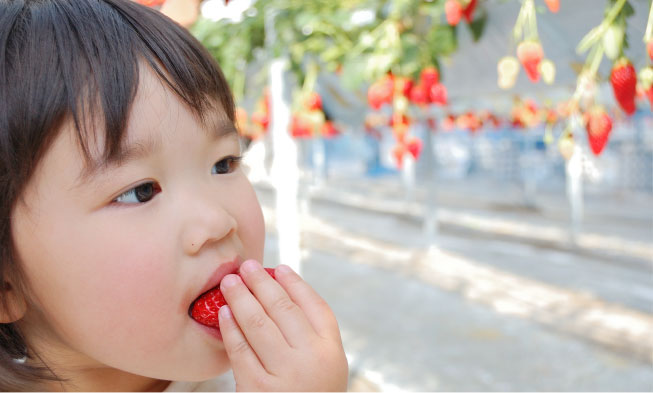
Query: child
0 0 348 391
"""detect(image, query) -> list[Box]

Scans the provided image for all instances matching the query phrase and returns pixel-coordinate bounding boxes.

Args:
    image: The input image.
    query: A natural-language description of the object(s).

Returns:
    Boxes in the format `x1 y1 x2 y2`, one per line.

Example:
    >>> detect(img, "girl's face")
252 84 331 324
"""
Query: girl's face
11 67 265 387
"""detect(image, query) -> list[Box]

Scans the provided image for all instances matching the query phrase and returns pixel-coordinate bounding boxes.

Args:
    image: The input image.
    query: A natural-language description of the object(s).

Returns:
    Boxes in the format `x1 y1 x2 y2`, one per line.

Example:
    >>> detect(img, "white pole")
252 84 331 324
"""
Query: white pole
402 154 416 203
566 144 584 246
266 9 301 273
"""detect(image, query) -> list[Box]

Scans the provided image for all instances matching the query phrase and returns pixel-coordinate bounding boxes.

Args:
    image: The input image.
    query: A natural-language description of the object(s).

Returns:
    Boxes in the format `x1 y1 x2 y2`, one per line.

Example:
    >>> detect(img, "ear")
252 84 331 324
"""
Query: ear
0 282 27 323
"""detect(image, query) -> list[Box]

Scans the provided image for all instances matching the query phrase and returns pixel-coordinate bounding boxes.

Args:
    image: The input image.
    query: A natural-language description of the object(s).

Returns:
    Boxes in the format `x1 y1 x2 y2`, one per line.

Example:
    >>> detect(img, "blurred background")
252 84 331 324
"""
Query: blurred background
147 0 652 390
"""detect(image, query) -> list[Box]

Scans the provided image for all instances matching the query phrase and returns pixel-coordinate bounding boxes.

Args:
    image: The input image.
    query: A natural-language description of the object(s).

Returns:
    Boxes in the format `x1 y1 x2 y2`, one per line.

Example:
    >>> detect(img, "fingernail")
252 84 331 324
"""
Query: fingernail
219 305 232 319
221 274 240 288
240 259 262 274
276 264 293 275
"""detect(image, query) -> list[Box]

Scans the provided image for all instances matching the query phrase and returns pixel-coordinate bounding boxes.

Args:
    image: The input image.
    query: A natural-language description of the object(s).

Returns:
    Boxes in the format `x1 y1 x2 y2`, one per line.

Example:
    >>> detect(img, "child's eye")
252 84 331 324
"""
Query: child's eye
212 156 242 175
113 182 161 204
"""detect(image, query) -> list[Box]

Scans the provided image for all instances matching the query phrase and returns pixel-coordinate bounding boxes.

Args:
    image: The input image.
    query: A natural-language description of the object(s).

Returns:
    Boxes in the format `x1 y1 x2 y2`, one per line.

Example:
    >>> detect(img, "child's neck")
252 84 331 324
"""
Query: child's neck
44 369 171 392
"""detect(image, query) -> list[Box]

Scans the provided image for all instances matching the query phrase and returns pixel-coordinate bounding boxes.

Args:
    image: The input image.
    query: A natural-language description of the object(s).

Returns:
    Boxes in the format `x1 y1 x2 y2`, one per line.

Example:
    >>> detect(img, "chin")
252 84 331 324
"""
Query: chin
179 353 232 382
137 352 231 382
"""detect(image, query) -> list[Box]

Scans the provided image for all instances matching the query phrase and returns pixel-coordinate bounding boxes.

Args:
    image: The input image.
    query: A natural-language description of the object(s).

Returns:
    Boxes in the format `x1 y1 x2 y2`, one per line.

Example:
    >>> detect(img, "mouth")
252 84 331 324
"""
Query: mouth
188 256 242 320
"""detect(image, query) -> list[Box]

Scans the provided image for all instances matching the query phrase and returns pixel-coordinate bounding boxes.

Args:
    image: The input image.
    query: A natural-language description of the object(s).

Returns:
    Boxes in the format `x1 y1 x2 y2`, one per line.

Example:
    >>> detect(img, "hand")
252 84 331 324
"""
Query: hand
218 260 348 391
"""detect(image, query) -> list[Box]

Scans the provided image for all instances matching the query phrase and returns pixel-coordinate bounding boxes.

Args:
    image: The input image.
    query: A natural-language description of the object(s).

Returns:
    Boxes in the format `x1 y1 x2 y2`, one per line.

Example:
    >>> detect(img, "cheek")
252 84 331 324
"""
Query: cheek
68 232 182 347
20 214 182 356
230 177 265 262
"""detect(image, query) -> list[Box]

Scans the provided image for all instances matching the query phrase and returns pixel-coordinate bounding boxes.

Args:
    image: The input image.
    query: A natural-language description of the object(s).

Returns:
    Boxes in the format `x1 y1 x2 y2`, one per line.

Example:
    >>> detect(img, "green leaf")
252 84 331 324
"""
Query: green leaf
467 12 487 42
341 56 367 90
427 24 458 56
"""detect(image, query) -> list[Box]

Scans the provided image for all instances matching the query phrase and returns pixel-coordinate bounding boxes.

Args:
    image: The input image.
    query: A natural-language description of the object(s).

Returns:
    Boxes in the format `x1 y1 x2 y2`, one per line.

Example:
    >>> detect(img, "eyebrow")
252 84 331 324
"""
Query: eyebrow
75 118 239 187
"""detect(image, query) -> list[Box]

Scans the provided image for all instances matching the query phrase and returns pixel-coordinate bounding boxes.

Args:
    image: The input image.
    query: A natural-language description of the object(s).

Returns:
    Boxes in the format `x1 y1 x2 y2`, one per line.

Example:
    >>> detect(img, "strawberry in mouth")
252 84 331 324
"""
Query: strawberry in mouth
189 268 276 330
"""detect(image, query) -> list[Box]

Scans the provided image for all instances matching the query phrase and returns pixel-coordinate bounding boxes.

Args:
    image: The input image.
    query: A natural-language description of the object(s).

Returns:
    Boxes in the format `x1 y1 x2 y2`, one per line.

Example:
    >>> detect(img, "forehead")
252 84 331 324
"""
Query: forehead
77 65 236 183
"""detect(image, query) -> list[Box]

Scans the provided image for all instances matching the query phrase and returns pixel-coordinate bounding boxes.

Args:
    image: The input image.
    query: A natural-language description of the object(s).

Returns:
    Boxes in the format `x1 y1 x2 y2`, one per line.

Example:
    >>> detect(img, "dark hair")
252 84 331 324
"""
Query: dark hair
0 0 235 389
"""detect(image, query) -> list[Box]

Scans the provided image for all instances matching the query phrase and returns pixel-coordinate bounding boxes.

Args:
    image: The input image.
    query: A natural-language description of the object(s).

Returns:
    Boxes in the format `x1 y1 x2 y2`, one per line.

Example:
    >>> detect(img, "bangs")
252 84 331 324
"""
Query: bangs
0 0 235 166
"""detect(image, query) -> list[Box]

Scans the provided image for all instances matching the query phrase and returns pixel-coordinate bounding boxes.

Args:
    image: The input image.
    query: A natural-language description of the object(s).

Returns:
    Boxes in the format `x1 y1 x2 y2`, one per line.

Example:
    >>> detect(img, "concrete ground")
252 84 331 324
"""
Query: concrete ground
255 174 653 391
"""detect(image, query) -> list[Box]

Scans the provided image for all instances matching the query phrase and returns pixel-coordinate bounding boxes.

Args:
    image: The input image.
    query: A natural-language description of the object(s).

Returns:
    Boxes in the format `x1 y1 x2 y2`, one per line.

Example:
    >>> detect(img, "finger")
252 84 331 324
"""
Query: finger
218 305 266 379
239 260 317 347
220 274 288 370
274 265 342 341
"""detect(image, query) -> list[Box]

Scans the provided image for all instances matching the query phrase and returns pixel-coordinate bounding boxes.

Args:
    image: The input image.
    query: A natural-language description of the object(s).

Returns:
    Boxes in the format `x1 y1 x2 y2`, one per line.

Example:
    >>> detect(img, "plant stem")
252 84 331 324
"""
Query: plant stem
645 0 653 42
577 0 628 53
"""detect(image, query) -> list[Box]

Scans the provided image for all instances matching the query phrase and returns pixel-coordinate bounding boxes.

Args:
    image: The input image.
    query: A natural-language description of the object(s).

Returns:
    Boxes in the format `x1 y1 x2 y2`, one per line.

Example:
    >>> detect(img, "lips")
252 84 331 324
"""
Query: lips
188 257 242 320
189 266 276 330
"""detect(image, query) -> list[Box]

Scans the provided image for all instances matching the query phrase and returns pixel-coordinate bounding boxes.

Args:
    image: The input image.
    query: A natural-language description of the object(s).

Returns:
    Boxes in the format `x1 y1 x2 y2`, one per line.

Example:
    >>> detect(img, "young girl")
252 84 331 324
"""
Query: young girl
0 0 348 391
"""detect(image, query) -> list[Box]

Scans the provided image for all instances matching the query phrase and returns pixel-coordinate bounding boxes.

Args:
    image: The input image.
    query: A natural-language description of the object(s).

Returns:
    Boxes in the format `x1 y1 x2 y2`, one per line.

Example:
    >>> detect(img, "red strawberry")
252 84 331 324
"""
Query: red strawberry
409 84 428 106
610 58 637 115
462 0 478 23
420 66 440 92
584 108 613 156
517 41 544 82
645 86 653 110
321 121 340 138
136 0 165 6
305 92 322 111
648 39 653 62
442 114 456 131
544 0 559 13
290 115 313 138
252 111 269 131
394 77 414 98
406 137 423 160
235 107 248 134
392 144 406 168
429 83 448 106
389 112 410 128
445 0 462 26
367 77 394 110
191 268 276 329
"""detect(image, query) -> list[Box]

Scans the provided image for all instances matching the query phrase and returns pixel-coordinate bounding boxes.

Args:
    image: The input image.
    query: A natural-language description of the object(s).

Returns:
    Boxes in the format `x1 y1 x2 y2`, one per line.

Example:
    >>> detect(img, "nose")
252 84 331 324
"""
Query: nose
179 187 238 256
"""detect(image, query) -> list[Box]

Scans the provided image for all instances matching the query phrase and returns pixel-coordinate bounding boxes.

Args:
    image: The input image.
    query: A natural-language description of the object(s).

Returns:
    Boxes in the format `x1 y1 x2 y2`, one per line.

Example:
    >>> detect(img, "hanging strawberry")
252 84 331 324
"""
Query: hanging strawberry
304 92 322 111
409 84 428 106
497 56 519 89
610 57 637 115
420 67 440 94
584 107 613 156
251 112 269 134
458 111 482 132
558 132 574 160
539 59 556 85
290 114 313 139
429 83 448 106
367 77 394 110
445 0 463 26
391 144 406 168
406 137 423 160
639 66 653 110
394 77 414 98
321 121 340 138
648 39 653 62
603 23 625 61
390 113 411 142
235 107 249 137
544 0 559 13
135 0 165 6
517 40 544 82
462 0 478 23
442 114 456 131
251 92 270 133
